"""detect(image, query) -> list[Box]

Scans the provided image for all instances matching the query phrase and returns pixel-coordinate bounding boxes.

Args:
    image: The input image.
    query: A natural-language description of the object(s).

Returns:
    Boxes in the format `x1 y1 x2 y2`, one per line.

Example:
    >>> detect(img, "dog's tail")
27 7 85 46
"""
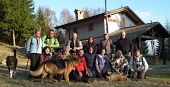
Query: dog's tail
13 49 16 57
29 65 44 76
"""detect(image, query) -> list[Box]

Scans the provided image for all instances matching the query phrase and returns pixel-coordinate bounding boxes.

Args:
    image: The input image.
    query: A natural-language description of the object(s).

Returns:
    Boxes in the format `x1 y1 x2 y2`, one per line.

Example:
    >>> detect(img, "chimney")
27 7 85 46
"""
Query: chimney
74 9 84 21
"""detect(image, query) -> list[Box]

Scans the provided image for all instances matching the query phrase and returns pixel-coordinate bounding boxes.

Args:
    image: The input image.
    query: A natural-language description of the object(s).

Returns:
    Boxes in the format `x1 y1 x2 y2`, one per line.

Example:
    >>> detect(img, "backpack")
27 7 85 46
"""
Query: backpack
133 55 144 67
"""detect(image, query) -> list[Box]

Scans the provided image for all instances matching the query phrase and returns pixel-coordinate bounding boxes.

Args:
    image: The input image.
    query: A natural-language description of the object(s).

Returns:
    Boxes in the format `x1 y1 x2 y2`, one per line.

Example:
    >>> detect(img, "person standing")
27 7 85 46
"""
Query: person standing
116 31 133 77
26 29 44 79
42 29 60 55
84 37 97 53
67 33 83 55
116 31 133 63
130 49 149 80
99 33 113 59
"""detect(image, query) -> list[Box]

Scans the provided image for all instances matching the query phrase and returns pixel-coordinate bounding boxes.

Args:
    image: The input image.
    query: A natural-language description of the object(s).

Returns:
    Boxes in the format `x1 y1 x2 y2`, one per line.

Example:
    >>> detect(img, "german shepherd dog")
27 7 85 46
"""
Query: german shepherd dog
29 57 81 84
6 49 18 78
106 75 127 82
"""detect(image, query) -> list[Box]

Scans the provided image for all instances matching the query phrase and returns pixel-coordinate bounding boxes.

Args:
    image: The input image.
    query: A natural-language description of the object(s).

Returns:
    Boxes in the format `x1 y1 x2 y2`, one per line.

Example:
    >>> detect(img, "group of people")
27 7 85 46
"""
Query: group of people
26 29 149 83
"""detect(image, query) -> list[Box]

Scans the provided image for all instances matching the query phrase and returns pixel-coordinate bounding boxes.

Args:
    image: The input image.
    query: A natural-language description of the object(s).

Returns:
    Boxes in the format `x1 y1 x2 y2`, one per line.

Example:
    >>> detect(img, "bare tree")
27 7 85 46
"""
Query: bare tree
41 7 58 28
59 8 74 25
82 7 105 17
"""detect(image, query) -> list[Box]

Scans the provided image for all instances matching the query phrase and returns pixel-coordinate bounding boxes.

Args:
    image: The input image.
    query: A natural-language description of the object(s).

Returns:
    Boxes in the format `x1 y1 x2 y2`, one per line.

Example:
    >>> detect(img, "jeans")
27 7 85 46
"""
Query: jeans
87 68 97 78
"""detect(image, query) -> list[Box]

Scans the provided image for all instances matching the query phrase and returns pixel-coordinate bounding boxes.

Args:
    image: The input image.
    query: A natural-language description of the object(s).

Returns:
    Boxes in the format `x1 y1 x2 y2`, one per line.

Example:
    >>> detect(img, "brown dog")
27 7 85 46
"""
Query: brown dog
106 75 127 82
29 57 81 84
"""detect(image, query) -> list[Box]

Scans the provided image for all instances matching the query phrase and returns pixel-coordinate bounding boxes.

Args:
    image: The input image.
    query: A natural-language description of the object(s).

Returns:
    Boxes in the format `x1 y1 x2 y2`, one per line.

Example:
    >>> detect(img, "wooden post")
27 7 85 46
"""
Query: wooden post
137 37 141 49
162 39 166 65
12 29 16 47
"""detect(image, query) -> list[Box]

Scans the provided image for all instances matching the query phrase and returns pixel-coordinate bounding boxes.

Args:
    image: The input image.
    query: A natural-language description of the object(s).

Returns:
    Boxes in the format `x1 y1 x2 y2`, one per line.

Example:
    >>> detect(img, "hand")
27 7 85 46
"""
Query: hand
102 70 106 74
73 47 77 51
98 70 101 73
116 70 120 74
26 52 30 58
86 71 89 76
120 65 124 71
79 71 83 77
72 68 75 70
48 44 52 48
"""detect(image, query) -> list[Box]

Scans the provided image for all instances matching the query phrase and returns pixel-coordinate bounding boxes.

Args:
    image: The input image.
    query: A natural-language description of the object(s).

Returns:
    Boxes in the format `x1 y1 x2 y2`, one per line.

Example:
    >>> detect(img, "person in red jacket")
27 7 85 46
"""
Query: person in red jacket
75 49 93 83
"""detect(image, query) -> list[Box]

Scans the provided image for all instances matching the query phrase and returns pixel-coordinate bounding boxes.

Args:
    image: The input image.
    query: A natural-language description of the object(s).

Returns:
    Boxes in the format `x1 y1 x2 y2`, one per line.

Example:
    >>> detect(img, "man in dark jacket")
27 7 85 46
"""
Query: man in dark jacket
116 31 133 77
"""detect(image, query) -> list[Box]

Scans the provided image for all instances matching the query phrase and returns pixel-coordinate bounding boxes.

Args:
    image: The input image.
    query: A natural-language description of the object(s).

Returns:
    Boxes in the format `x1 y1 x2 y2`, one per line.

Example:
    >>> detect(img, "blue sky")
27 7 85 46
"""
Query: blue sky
34 0 170 27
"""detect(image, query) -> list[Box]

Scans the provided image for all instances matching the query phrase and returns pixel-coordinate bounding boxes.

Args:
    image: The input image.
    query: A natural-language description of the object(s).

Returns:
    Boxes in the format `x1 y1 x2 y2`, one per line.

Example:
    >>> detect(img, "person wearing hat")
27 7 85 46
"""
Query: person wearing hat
110 50 129 76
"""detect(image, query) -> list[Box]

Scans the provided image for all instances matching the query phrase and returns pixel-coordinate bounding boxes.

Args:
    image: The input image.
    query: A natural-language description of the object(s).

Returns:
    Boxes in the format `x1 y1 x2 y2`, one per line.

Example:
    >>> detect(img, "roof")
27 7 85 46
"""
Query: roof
55 6 144 29
55 13 104 29
81 22 170 44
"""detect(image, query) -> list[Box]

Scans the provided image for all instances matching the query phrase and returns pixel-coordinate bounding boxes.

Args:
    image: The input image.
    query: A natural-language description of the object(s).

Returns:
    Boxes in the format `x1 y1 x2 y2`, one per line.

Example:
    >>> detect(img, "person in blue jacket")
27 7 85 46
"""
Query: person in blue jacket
95 49 109 78
26 29 44 79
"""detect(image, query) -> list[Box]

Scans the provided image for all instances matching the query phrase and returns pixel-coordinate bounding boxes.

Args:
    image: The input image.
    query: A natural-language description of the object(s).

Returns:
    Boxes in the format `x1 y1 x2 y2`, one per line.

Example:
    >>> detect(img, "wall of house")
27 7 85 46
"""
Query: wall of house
107 13 136 34
65 20 105 42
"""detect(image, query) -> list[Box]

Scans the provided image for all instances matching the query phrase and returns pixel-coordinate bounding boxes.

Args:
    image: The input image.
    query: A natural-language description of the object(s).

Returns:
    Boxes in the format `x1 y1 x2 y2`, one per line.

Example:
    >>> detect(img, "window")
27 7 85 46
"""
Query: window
121 18 125 27
88 23 93 31
73 27 77 33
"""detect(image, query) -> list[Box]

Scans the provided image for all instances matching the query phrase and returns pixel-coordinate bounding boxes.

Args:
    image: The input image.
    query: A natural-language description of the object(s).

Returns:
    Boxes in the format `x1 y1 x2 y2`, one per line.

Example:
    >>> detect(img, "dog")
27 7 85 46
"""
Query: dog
106 75 127 82
29 57 81 84
6 49 18 78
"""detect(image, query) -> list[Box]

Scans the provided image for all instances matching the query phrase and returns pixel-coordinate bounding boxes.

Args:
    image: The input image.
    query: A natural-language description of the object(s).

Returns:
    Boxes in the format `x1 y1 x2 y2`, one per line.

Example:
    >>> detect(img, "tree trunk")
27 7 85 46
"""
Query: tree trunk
13 29 16 46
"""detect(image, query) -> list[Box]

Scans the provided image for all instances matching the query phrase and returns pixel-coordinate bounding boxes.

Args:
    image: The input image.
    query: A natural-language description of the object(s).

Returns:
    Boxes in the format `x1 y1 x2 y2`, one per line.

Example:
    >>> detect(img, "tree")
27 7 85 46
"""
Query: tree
164 18 170 60
0 0 36 46
36 7 58 37
82 7 104 18
59 8 74 25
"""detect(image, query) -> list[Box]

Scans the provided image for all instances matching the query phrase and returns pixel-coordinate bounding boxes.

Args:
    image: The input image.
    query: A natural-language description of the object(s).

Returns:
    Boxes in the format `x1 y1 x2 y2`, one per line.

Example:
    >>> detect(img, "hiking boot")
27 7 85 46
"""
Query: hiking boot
27 75 32 79
75 77 81 82
88 78 94 83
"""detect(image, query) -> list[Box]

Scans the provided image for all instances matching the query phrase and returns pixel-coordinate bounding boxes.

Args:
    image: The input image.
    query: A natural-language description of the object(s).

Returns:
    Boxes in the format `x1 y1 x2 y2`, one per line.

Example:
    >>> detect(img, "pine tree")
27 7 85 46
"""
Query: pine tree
0 0 36 46
36 7 51 37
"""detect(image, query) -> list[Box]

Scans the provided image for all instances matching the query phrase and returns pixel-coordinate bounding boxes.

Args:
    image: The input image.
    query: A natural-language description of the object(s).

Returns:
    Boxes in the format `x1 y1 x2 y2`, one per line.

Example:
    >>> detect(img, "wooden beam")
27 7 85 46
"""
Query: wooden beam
140 35 160 39
162 39 166 65
136 37 141 49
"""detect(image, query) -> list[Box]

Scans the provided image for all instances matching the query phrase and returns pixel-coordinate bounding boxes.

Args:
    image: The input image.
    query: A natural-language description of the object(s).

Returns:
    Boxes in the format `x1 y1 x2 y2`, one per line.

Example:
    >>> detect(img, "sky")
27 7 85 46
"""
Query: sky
33 0 170 27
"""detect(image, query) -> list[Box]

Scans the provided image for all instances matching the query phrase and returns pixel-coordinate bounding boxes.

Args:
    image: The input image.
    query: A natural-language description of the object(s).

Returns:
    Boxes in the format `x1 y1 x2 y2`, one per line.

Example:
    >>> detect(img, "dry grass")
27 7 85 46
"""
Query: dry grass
0 42 170 87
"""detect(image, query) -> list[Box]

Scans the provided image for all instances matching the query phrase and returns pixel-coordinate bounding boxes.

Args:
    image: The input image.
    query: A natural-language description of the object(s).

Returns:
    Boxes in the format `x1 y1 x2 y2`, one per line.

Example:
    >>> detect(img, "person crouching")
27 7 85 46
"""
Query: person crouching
111 50 129 76
130 48 149 81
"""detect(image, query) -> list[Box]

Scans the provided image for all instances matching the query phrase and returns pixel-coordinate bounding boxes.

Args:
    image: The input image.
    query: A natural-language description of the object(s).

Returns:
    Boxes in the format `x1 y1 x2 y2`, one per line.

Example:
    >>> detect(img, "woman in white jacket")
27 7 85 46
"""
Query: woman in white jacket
130 48 149 80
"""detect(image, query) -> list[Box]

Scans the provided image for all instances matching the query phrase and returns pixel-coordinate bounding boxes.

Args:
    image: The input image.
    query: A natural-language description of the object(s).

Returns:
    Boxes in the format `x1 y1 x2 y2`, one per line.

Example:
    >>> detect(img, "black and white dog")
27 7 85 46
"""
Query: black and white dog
6 49 18 78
